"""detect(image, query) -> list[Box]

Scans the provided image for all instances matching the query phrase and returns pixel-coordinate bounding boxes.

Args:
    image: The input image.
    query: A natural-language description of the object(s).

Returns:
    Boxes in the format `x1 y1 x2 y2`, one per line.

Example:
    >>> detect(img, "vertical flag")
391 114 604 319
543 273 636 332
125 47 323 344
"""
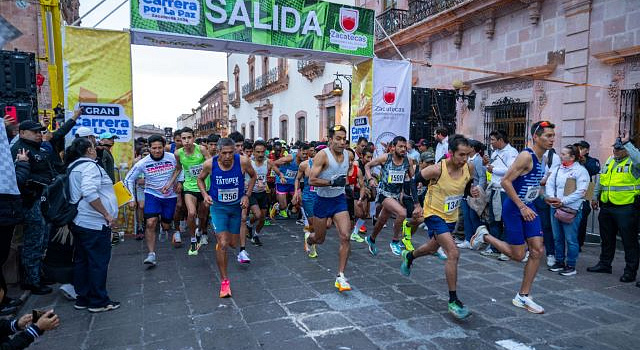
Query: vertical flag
350 59 373 147
371 58 411 158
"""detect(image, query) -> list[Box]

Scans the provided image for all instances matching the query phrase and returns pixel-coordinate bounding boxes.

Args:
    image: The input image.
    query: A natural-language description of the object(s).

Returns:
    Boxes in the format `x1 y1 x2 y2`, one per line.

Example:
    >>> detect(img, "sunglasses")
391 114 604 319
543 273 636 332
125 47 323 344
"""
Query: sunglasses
532 121 552 136
333 125 346 132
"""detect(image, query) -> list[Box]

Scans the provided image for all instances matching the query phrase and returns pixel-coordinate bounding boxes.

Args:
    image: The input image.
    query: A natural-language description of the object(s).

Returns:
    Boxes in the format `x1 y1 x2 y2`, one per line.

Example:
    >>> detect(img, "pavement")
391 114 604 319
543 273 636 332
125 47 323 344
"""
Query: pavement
17 218 640 350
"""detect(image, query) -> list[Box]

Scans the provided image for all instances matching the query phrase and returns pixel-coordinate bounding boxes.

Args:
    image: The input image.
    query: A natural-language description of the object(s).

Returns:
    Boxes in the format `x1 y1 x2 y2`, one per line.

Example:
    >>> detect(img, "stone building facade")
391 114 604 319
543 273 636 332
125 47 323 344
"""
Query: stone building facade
363 0 640 160
196 81 228 138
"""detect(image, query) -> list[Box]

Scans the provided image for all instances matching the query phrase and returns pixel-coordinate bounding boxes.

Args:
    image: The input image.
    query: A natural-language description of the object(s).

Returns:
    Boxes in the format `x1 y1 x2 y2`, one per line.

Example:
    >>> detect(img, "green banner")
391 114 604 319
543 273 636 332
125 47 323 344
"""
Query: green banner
131 0 374 61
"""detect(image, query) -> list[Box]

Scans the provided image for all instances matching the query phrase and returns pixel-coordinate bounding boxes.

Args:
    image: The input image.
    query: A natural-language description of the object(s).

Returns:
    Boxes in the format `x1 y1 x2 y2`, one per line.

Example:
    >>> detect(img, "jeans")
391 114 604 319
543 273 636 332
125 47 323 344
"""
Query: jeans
71 224 112 308
535 197 554 256
22 201 47 286
488 190 506 251
462 199 482 242
550 208 582 267
597 203 640 276
577 200 591 247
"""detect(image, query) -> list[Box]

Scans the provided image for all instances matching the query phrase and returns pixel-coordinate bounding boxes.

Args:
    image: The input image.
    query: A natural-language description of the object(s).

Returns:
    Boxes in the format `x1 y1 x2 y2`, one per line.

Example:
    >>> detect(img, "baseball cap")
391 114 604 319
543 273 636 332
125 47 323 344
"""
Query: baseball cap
418 139 428 146
19 120 45 132
75 126 97 138
99 132 119 140
420 151 435 163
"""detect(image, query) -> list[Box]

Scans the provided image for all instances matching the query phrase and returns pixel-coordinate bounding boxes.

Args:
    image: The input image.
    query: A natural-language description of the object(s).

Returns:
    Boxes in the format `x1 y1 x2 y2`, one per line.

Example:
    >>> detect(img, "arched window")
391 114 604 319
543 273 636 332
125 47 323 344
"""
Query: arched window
279 114 288 142
249 122 255 141
296 111 307 141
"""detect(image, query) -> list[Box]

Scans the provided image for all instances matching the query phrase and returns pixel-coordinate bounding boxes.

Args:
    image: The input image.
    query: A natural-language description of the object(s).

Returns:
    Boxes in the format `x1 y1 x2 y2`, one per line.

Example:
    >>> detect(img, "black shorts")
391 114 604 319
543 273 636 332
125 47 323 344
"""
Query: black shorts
183 190 204 202
345 186 355 219
250 192 269 210
402 195 415 219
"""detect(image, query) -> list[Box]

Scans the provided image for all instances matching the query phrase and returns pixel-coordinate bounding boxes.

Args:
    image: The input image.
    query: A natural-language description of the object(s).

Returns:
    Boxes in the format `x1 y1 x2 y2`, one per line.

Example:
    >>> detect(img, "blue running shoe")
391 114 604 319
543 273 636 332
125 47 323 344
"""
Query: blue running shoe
400 250 412 276
390 241 402 256
365 236 378 256
448 300 471 319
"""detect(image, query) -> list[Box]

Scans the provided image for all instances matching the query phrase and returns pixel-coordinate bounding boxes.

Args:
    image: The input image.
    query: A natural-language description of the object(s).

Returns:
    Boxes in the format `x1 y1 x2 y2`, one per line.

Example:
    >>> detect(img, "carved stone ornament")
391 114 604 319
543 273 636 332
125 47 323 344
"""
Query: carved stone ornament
528 1 542 25
484 9 496 40
607 69 625 103
453 24 463 50
492 96 522 105
423 40 433 60
490 79 534 94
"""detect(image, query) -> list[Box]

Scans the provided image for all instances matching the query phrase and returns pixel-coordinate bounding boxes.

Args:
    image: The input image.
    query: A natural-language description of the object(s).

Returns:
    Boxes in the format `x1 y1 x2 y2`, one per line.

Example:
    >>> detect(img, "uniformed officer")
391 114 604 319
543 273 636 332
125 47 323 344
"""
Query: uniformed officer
588 137 640 286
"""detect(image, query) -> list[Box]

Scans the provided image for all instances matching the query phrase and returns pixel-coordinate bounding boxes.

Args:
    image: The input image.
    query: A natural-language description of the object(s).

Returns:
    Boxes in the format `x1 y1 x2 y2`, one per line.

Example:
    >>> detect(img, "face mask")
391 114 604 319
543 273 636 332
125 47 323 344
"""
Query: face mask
562 160 574 167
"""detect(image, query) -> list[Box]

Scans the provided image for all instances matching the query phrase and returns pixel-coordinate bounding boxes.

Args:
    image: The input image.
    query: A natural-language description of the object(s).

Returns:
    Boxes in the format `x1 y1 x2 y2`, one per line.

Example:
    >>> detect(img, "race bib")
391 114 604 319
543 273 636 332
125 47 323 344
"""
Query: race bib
388 170 405 184
218 188 239 203
189 164 203 177
443 195 463 213
310 185 317 193
285 169 297 179
523 185 540 203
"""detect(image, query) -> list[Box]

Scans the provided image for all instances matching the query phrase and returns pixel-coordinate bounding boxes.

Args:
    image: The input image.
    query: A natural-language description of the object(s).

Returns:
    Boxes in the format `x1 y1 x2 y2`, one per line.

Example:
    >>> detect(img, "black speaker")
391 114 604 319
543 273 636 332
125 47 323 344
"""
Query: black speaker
0 50 37 99
0 98 38 123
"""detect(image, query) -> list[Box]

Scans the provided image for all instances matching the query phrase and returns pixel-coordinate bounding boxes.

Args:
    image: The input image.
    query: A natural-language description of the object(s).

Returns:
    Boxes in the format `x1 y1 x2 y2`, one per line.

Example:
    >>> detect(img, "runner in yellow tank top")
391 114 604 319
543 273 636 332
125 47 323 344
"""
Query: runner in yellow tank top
400 135 481 320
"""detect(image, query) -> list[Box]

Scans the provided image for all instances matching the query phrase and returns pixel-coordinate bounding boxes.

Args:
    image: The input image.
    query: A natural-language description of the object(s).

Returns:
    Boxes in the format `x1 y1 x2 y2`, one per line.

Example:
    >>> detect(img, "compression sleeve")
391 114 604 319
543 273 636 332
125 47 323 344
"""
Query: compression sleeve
410 178 419 204
415 169 429 187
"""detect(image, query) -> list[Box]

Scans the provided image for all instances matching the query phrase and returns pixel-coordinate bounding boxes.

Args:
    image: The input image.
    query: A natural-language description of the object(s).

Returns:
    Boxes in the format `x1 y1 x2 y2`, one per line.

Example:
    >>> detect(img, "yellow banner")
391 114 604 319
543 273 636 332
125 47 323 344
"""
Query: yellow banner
350 59 373 147
64 27 135 233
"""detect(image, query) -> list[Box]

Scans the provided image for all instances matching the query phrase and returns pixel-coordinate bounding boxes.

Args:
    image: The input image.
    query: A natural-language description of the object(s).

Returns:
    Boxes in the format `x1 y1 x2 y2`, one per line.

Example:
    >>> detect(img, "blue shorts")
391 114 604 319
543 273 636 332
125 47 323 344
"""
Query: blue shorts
302 198 315 218
276 183 295 195
424 215 457 238
314 194 348 219
144 193 177 223
210 202 242 234
502 198 543 245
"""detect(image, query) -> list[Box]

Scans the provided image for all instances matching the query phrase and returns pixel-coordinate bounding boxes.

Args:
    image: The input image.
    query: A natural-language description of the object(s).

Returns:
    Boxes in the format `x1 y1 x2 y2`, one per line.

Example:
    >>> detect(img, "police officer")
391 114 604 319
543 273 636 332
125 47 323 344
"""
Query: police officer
588 137 640 285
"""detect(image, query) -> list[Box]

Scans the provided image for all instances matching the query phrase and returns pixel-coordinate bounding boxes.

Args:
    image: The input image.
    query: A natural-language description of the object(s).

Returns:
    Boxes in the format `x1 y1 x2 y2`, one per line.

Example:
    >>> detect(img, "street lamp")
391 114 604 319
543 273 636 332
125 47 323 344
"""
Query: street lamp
452 80 476 111
331 71 353 140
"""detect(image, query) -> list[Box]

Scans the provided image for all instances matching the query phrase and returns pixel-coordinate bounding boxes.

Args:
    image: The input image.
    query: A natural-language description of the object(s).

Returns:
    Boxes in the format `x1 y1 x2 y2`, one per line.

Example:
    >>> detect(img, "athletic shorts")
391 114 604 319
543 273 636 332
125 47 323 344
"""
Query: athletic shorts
424 215 456 238
345 187 355 219
183 190 204 202
210 202 242 234
250 191 269 210
376 192 402 205
502 198 543 245
136 186 145 202
144 193 177 223
276 183 295 195
314 194 348 219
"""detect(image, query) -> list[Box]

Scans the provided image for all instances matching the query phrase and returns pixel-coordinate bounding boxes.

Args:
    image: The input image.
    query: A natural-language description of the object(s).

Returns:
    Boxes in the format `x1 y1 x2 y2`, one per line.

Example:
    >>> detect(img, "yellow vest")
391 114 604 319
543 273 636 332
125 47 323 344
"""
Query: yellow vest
599 156 640 205
424 160 471 223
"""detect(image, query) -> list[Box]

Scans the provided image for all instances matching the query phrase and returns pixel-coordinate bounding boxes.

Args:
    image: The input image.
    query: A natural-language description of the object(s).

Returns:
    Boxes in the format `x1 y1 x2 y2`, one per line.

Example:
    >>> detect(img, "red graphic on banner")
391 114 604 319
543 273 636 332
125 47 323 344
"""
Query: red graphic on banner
383 86 396 105
340 8 359 33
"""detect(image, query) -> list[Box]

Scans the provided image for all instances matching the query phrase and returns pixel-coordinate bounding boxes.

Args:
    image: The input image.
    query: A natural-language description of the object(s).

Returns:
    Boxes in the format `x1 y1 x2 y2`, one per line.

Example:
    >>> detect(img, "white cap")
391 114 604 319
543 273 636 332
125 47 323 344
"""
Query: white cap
75 126 97 138
256 137 264 141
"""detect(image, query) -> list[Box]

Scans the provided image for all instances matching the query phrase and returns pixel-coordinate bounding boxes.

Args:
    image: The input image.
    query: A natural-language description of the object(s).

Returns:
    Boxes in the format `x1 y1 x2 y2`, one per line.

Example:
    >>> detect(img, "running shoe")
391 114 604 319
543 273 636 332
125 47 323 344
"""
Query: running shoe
275 211 288 220
480 246 498 257
135 227 144 241
390 241 403 256
456 240 472 249
172 231 182 248
559 266 576 276
237 250 251 264
158 230 167 242
498 253 510 261
350 232 365 243
200 234 209 246
264 218 272 226
219 279 232 298
334 273 352 292
548 262 565 272
470 225 489 250
59 284 77 301
434 247 447 260
448 300 471 319
512 293 544 314
111 235 120 246
521 251 530 263
365 236 378 256
400 250 412 276
296 219 305 225
401 220 414 251
188 241 200 256
143 252 157 266
245 223 254 239
251 235 263 246
269 205 278 219
546 255 556 267
304 232 317 258
88 301 121 313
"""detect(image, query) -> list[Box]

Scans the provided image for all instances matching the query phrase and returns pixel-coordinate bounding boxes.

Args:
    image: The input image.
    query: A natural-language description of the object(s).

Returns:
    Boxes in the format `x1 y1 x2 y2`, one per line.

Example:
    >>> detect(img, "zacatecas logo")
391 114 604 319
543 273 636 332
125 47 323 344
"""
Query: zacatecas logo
383 86 396 105
329 7 367 51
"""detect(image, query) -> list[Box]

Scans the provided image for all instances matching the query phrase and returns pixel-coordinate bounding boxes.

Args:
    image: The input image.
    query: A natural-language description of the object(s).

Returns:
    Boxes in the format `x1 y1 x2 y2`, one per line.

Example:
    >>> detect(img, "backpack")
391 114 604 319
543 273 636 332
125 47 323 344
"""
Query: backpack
40 160 94 227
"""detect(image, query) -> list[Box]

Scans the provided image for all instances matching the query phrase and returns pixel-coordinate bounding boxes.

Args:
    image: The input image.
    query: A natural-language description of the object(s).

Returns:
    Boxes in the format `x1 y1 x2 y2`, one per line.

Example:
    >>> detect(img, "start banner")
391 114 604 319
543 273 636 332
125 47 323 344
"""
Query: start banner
371 58 411 159
130 0 374 63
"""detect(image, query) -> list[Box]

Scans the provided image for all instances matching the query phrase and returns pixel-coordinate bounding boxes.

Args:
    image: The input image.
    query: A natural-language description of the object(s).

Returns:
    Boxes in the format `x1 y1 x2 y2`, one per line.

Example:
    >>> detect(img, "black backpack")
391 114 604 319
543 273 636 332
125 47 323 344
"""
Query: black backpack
40 160 94 227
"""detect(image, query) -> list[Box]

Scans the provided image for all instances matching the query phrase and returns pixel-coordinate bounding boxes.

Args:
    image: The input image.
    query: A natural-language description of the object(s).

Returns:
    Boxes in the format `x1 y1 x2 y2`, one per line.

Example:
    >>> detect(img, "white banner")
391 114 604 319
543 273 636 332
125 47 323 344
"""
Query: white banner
371 58 411 158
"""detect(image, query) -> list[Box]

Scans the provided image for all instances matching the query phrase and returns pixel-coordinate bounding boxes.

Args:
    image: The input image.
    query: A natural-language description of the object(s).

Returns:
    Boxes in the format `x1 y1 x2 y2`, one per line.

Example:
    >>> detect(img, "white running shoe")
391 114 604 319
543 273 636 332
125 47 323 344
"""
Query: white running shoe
521 251 530 263
144 252 157 266
512 293 544 314
200 233 209 246
546 255 556 267
470 225 489 250
456 240 472 249
334 273 352 292
59 284 77 301
237 250 250 264
435 247 447 260
172 231 182 246
498 253 510 261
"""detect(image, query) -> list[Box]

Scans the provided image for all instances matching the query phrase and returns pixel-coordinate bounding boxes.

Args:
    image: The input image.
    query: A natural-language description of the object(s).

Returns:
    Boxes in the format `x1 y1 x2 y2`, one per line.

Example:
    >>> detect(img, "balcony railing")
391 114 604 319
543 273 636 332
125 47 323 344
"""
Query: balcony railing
376 0 466 41
242 66 282 97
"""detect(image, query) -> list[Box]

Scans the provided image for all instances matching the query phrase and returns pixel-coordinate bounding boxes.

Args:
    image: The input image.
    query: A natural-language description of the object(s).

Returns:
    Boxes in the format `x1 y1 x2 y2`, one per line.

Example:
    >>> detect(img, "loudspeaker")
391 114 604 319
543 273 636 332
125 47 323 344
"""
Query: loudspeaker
0 50 37 98
0 98 38 123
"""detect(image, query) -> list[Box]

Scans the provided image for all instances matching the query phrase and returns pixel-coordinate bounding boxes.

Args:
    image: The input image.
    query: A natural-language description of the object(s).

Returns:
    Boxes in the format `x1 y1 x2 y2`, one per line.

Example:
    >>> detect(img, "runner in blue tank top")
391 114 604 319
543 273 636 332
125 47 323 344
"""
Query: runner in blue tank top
293 145 319 236
471 121 556 315
273 148 305 219
197 138 257 298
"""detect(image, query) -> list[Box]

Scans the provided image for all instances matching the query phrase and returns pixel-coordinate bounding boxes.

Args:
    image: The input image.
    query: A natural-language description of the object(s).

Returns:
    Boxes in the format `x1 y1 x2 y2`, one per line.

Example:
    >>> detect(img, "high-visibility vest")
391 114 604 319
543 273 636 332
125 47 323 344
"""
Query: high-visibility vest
599 156 640 205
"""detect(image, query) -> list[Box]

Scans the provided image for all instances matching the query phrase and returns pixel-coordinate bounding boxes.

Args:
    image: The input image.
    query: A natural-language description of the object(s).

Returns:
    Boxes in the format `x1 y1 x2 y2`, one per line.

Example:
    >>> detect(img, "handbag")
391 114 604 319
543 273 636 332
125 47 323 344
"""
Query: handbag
552 170 577 224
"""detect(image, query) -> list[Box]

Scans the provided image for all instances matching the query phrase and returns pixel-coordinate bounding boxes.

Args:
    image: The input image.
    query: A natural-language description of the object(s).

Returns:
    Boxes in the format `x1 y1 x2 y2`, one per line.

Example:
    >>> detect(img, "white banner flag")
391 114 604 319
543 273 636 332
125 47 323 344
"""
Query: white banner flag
371 58 411 158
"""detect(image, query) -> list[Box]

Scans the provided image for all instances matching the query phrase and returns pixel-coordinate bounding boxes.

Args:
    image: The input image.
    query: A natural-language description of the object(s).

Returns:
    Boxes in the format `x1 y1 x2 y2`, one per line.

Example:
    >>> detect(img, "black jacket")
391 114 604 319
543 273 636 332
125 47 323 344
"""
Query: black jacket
46 119 76 171
0 319 42 350
584 154 601 179
10 138 59 207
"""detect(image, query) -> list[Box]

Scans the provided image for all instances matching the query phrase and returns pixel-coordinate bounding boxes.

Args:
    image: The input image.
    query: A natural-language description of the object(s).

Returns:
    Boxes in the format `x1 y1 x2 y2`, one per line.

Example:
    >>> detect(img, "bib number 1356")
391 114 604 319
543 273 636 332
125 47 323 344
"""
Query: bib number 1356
218 188 239 203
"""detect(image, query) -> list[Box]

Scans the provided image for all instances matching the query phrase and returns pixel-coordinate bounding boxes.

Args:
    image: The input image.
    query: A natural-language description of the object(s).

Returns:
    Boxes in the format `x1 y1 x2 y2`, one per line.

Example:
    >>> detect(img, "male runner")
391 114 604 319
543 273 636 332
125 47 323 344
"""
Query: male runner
227 131 253 263
471 121 555 314
400 135 479 319
241 140 272 247
198 138 256 298
294 144 319 236
125 135 179 266
167 127 210 256
206 134 219 158
351 147 373 241
273 146 306 219
364 136 419 255
305 125 356 292
170 129 186 247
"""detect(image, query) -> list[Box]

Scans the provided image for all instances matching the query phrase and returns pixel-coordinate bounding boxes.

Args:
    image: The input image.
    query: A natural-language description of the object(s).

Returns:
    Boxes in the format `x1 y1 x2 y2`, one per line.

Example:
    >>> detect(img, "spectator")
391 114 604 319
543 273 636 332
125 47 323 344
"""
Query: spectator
417 139 428 153
458 140 487 248
98 132 119 183
545 145 590 276
354 137 368 160
576 140 600 250
433 127 449 162
66 137 120 313
407 140 420 163
75 127 97 146
0 309 60 349
538 148 561 267
11 121 59 295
